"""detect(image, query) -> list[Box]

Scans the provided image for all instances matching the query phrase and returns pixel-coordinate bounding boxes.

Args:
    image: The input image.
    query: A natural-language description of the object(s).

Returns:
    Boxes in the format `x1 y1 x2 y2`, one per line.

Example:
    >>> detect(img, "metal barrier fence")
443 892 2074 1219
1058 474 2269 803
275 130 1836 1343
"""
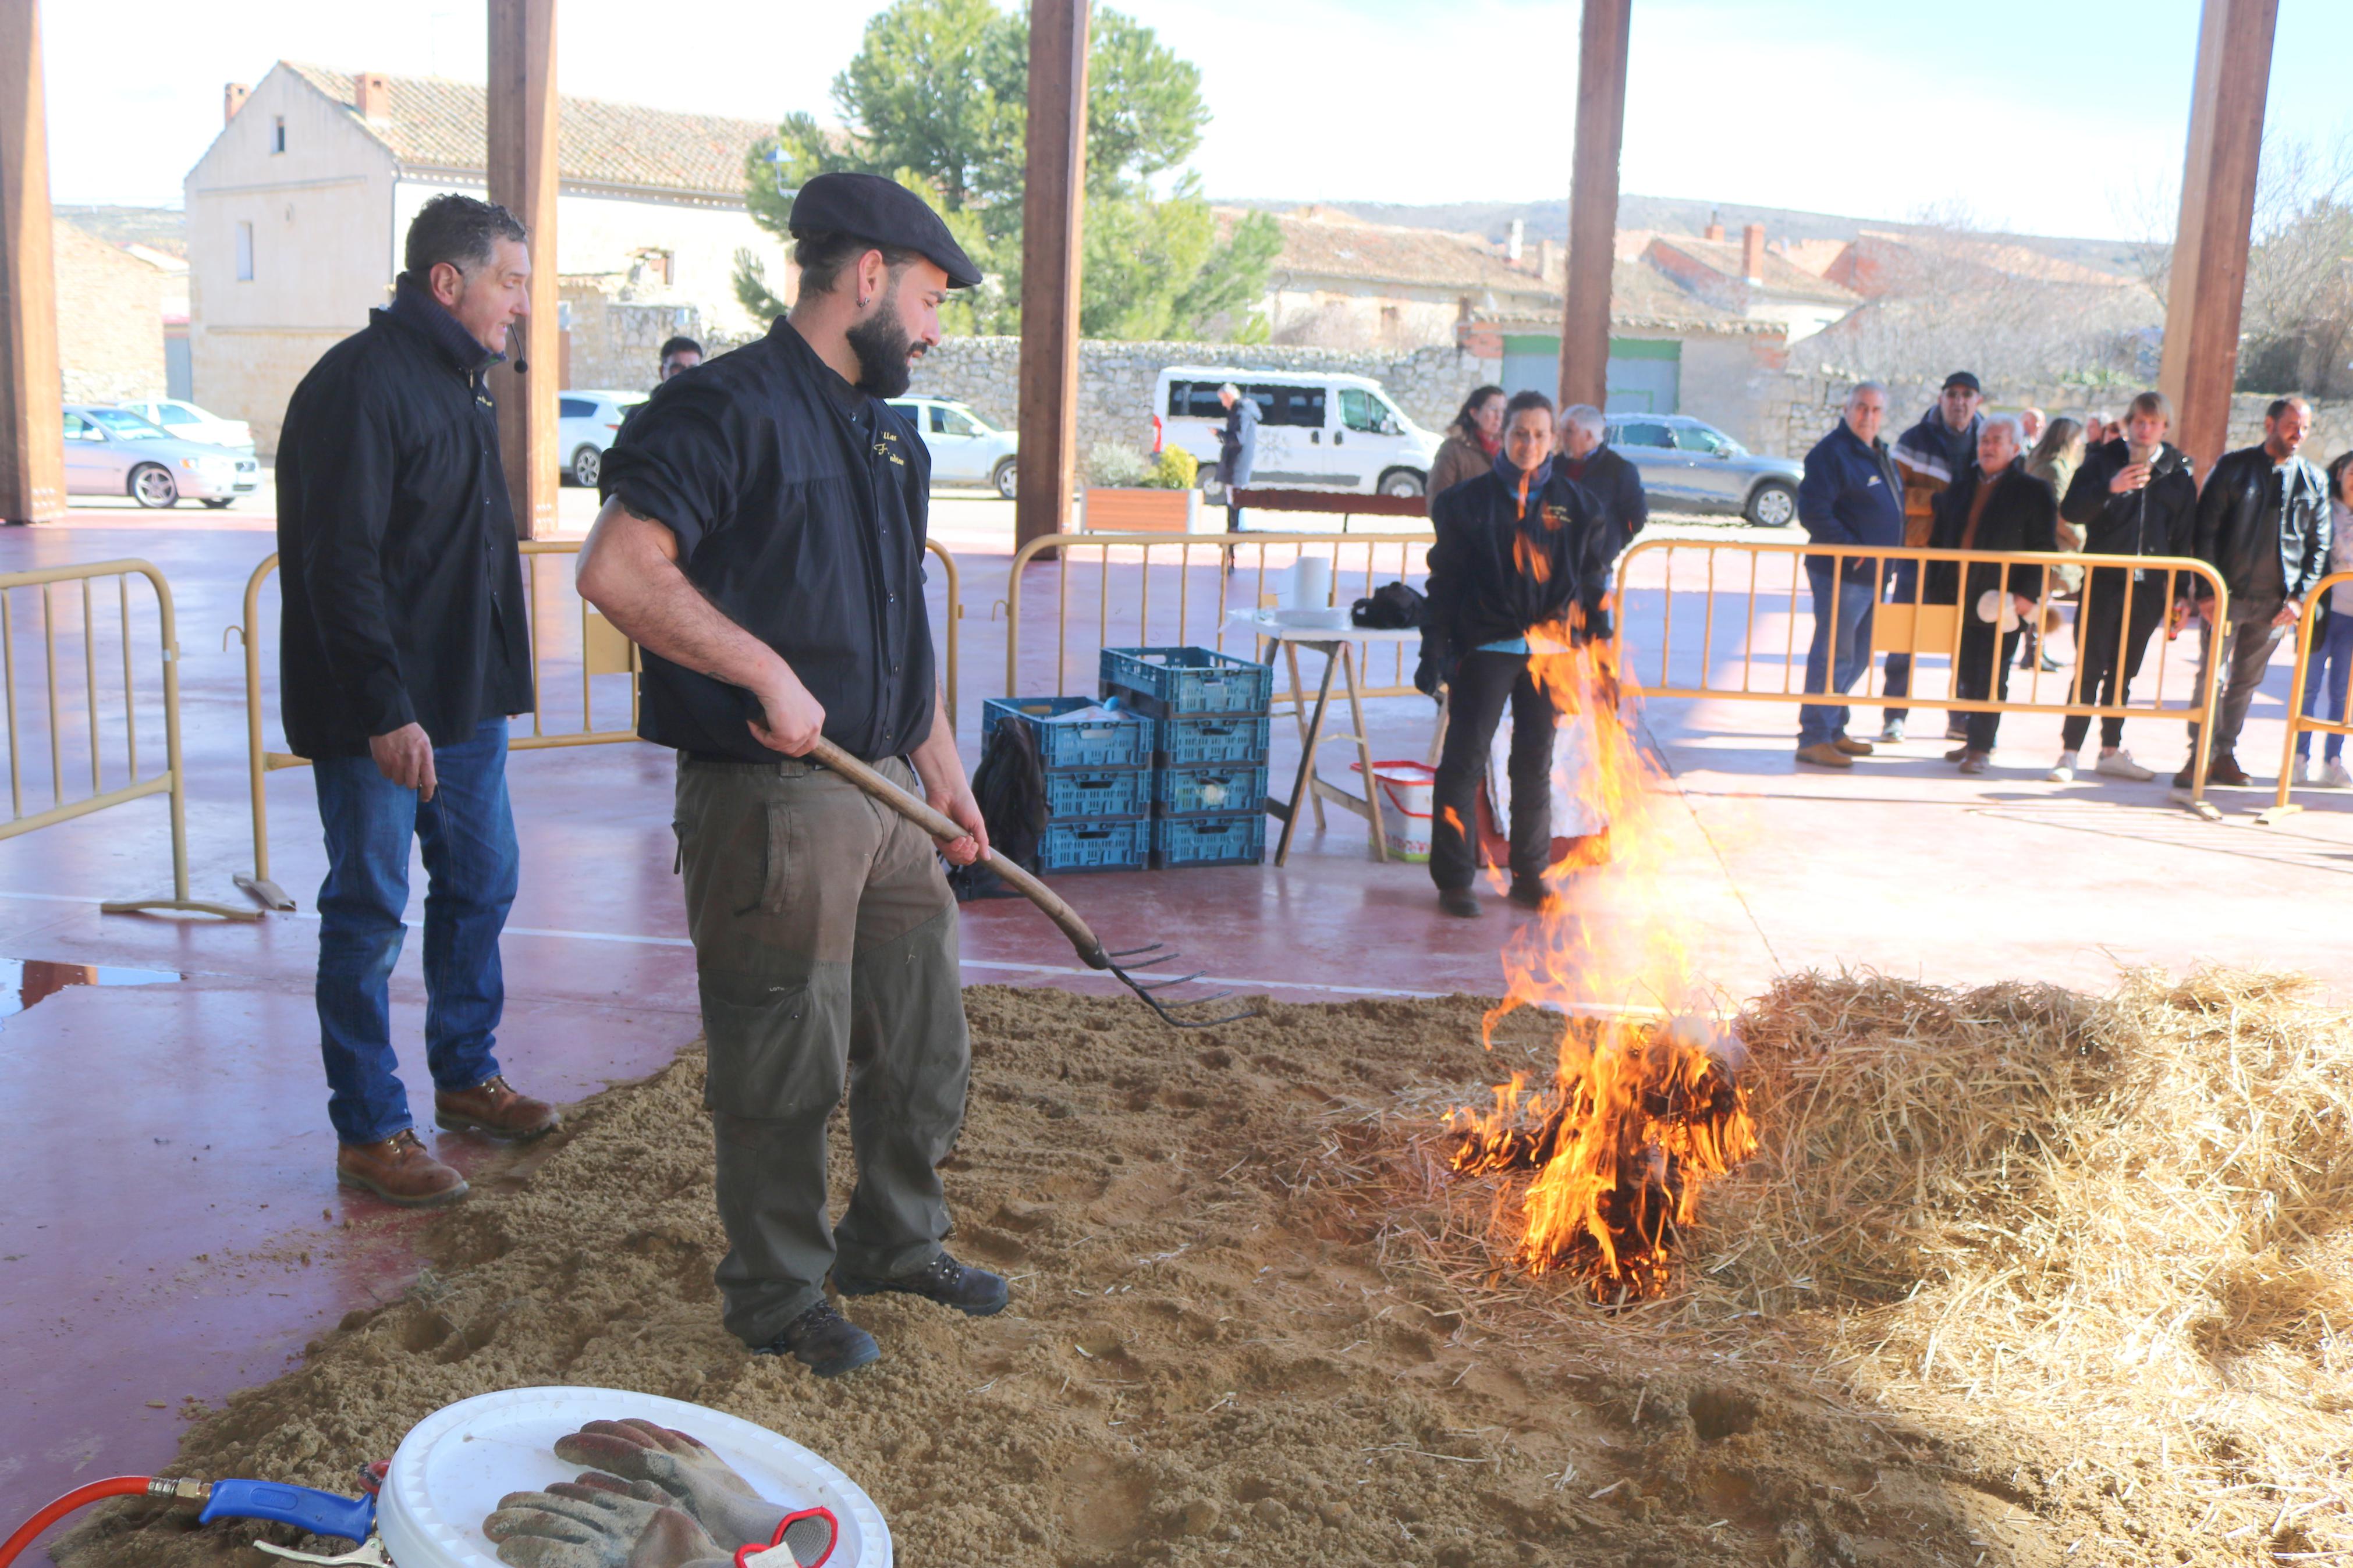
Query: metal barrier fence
0 560 255 920
2261 568 2353 822
228 538 961 910
1002 528 1435 701
1610 538 2233 809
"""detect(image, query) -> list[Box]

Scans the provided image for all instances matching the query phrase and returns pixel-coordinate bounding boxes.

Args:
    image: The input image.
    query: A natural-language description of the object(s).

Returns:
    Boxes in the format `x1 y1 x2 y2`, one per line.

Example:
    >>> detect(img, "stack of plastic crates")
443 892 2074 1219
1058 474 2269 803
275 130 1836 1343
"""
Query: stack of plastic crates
979 696 1155 872
1099 647 1273 869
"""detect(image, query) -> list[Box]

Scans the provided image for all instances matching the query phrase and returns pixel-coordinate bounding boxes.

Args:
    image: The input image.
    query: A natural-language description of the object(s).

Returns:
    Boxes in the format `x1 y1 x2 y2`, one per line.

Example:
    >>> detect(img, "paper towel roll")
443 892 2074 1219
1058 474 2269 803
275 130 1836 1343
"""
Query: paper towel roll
1289 556 1333 609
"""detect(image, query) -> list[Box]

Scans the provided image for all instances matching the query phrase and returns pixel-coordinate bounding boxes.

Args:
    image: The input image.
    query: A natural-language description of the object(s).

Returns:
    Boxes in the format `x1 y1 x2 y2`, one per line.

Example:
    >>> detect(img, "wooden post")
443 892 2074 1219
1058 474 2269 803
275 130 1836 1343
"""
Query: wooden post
487 0 559 539
0 0 63 527
1014 0 1089 552
1557 0 1630 415
2159 0 2280 479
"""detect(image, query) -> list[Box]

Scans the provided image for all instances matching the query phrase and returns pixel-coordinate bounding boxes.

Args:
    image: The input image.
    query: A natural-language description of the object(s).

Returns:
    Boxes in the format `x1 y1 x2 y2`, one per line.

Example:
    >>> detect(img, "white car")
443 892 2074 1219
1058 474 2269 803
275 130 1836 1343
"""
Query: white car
122 398 254 453
558 390 648 487
1152 365 1440 496
886 396 1018 498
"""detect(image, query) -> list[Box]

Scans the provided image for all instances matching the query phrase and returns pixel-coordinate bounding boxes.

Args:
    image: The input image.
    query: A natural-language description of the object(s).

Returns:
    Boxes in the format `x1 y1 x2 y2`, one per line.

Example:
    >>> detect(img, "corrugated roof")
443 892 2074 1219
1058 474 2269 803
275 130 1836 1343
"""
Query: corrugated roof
281 62 771 199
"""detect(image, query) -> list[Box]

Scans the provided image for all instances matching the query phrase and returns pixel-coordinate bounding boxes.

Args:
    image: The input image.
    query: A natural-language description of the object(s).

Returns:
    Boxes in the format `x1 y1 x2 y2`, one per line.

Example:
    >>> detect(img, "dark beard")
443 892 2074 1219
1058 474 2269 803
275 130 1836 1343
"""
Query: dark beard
846 298 919 397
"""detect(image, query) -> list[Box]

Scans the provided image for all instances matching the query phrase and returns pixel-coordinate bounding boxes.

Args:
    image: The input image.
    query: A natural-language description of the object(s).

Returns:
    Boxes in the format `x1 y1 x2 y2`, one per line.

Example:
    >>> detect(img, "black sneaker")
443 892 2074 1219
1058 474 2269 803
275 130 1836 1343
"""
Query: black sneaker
757 1298 880 1378
1438 888 1482 918
833 1251 1009 1317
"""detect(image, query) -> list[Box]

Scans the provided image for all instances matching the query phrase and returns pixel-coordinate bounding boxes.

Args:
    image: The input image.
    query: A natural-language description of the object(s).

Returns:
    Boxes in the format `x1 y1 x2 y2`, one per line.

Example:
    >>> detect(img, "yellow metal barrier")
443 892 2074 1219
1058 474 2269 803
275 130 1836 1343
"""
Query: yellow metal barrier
0 560 255 920
1002 528 1436 701
1610 538 2232 812
2259 568 2353 823
228 539 962 910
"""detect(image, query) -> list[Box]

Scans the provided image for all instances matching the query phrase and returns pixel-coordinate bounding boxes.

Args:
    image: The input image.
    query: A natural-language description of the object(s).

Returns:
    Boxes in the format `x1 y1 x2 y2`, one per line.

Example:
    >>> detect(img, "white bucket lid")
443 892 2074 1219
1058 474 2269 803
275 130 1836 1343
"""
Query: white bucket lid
375 1386 890 1568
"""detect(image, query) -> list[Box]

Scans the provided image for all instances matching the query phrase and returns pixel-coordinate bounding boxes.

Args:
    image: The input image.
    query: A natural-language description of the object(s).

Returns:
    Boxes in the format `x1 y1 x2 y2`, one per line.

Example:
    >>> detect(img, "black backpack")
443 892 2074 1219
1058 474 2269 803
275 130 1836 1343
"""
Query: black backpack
946 716 1047 902
1353 580 1426 630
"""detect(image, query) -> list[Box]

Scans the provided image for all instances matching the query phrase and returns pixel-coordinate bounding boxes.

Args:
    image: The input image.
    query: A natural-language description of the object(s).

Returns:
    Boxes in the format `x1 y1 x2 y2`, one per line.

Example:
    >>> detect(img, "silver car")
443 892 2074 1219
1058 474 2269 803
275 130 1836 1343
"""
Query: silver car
1603 414 1802 527
63 406 260 509
887 396 1018 498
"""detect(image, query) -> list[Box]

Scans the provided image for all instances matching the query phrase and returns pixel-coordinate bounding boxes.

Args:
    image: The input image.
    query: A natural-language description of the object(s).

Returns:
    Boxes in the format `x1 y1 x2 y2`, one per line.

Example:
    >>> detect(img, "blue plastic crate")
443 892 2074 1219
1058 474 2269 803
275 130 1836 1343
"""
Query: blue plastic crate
1150 812 1266 869
1035 817 1151 873
1043 767 1150 821
1156 712 1272 768
1154 764 1269 818
1101 646 1273 718
981 696 1154 771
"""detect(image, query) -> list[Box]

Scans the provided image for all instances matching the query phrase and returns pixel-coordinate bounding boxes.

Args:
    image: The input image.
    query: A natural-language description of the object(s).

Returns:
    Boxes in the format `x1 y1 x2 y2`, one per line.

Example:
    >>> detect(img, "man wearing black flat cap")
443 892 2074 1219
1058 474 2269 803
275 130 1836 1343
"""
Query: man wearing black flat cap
577 171 999 1381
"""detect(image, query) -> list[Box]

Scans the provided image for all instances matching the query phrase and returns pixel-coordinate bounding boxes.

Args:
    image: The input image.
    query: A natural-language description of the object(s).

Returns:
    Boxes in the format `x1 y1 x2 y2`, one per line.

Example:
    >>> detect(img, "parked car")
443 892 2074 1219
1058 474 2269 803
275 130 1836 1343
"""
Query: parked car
120 397 254 453
1152 365 1440 497
886 396 1019 498
62 406 259 509
1602 414 1801 526
557 390 648 486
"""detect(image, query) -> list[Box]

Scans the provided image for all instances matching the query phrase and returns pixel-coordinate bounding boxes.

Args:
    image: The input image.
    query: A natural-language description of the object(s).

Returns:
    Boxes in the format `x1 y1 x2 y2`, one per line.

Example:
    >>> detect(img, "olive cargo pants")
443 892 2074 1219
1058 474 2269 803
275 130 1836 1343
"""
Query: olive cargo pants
675 753 970 1350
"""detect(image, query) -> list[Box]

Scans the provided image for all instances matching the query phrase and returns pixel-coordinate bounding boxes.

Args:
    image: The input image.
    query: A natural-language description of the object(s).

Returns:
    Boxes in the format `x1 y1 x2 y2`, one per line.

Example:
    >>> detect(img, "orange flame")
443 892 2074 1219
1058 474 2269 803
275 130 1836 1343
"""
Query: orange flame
1446 607 1758 1300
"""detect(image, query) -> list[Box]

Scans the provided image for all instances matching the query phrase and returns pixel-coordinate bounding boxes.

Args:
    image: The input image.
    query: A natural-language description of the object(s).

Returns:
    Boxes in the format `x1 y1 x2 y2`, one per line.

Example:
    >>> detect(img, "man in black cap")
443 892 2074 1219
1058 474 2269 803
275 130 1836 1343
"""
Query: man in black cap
1882 369 1985 743
576 172 996 1379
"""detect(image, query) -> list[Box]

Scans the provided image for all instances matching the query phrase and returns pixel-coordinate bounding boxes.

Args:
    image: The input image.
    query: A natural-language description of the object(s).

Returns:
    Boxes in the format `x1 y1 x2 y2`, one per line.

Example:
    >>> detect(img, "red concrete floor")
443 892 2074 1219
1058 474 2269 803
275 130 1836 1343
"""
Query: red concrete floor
3 493 2349 1551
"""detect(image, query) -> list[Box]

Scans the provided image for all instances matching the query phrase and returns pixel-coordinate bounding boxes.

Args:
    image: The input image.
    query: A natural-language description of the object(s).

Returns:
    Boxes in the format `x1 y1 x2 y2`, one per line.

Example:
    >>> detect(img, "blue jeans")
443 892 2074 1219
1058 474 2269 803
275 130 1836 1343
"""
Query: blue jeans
1799 564 1876 747
2296 612 2353 761
313 719 519 1146
1880 559 1917 721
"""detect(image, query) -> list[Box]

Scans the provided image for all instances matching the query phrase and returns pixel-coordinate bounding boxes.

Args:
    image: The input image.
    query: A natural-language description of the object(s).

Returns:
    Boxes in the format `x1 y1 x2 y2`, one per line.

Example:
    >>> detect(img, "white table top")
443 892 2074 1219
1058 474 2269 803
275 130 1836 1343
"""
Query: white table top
1224 609 1424 643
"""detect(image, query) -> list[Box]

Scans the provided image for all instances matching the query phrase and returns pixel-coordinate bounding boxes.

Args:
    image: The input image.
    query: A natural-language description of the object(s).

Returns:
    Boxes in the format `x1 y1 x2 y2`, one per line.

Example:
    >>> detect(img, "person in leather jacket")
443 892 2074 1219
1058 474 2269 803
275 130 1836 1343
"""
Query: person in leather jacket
2177 396 2334 786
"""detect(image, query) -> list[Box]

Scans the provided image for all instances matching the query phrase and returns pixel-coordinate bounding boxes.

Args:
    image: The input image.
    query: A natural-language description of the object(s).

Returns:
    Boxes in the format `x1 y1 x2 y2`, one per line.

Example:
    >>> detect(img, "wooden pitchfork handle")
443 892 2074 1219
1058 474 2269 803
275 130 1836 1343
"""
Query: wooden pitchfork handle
805 737 1113 970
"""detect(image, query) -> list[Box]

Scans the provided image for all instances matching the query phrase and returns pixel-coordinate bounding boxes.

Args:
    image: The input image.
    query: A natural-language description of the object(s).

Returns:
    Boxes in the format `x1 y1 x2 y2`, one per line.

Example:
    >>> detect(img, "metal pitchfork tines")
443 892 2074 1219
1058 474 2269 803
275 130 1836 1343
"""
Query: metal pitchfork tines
809 739 1258 1029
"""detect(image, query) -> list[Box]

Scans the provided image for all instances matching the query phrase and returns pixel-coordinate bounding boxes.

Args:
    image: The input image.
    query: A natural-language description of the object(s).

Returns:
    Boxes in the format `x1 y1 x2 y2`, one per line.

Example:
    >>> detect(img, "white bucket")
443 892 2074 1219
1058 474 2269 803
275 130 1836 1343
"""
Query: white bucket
375 1386 890 1568
1351 759 1436 861
1284 555 1333 610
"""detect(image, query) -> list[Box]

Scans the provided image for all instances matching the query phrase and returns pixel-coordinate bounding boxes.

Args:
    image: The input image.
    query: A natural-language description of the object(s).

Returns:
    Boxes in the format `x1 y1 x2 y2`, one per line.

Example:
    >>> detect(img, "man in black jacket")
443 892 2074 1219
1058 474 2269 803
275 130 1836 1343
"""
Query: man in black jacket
2050 390 2196 783
275 194 555 1208
1422 390 1605 918
2177 396 2334 787
1557 403 1648 558
1923 415 2055 773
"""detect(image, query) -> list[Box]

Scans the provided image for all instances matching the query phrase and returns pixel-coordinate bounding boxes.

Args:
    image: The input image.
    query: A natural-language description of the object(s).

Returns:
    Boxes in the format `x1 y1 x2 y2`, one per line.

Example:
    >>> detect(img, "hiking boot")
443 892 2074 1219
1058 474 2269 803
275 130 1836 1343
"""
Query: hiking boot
1794 742 1852 769
435 1075 560 1140
1506 879 1552 911
757 1299 880 1379
1438 888 1482 918
1832 735 1873 756
1957 751 1990 775
336 1128 467 1207
834 1251 1009 1317
2209 752 2251 787
2047 751 2078 783
2093 749 2155 781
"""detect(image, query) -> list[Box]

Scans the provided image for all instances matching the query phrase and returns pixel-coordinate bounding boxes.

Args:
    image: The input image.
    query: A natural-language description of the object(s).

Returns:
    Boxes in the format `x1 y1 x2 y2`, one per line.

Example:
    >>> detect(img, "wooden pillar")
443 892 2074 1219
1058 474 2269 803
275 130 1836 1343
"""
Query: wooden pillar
1014 0 1089 551
1557 0 1630 415
487 0 559 539
0 0 63 527
2159 0 2279 479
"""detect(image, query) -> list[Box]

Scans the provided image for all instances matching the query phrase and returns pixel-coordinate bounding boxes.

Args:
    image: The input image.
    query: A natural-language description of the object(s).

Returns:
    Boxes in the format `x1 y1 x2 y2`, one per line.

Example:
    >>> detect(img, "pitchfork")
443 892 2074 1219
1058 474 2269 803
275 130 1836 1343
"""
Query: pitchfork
810 738 1257 1029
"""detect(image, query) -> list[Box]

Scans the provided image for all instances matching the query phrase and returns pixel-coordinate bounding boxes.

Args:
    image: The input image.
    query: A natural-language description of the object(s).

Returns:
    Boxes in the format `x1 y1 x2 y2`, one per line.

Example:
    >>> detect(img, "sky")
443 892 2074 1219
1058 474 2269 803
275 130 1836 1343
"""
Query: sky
42 0 2353 242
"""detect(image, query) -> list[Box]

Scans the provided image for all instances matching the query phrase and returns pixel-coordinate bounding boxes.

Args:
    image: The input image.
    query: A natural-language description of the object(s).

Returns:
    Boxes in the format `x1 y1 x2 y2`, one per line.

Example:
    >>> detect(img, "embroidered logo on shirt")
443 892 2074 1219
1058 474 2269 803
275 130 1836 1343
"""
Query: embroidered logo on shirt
875 429 906 467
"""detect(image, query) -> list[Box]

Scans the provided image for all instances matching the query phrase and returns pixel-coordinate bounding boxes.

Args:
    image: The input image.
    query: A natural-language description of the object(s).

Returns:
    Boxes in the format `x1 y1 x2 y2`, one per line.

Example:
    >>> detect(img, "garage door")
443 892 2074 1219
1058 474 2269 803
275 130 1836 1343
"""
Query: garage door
1497 335 1681 413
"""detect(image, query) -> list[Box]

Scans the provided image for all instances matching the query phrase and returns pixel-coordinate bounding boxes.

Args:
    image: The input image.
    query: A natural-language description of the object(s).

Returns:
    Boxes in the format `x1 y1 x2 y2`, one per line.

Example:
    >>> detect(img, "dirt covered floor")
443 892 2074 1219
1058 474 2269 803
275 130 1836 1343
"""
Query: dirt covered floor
58 973 2353 1567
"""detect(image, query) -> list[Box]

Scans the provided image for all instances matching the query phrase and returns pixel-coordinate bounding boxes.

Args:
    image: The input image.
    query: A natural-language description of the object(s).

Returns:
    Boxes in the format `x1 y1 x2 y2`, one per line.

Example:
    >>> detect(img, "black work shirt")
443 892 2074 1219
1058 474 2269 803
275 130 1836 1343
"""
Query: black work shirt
598 318 935 763
274 274 534 759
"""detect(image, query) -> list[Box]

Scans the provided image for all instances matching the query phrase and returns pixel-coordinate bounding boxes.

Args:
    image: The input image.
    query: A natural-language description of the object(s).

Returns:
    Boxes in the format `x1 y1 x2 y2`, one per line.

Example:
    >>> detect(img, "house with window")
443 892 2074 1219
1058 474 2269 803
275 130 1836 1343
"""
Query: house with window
184 62 785 450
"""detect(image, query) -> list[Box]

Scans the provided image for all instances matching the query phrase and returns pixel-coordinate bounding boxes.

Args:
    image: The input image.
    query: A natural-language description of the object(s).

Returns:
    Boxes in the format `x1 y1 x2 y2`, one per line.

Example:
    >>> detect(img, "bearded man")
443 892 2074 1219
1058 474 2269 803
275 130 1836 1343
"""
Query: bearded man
577 173 998 1379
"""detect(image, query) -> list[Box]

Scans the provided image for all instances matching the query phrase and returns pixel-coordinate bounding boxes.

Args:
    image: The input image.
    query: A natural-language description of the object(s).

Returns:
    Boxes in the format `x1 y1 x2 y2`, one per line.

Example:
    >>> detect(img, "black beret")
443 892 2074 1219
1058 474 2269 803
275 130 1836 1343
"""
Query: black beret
790 172 982 290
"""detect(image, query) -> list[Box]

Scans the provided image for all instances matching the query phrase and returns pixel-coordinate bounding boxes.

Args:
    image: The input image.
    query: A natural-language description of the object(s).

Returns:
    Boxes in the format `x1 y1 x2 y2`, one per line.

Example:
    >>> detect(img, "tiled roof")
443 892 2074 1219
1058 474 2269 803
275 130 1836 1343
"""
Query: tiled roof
1647 234 1861 304
281 62 771 198
1236 205 1554 295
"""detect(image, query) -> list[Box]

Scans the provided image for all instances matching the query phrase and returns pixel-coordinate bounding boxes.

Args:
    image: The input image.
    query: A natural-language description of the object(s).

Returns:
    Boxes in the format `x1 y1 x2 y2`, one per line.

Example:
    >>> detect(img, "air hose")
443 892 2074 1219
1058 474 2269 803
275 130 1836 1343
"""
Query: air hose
0 1475 376 1567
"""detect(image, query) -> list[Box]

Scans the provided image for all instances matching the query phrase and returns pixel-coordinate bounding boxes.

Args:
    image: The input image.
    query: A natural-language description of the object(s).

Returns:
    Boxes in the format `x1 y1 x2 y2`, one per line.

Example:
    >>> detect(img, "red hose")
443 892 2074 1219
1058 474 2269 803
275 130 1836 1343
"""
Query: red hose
0 1477 154 1567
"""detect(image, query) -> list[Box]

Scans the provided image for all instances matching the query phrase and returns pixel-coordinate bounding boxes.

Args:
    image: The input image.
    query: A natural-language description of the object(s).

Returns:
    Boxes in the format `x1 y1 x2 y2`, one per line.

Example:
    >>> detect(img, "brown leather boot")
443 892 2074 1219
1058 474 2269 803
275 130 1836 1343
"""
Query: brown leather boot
434 1074 560 1140
337 1128 468 1206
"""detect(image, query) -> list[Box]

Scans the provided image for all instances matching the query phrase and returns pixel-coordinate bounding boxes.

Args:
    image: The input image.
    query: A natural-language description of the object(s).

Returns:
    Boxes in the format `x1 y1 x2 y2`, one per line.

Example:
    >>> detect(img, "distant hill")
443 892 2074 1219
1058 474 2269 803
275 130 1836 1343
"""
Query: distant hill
1215 194 2157 280
56 205 186 258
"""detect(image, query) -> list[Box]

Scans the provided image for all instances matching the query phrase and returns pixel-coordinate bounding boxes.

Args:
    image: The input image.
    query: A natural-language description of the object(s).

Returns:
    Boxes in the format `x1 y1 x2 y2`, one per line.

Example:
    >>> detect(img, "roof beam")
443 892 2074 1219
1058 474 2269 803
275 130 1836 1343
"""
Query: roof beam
1015 0 1088 551
487 0 559 540
1557 0 1629 416
0 0 63 525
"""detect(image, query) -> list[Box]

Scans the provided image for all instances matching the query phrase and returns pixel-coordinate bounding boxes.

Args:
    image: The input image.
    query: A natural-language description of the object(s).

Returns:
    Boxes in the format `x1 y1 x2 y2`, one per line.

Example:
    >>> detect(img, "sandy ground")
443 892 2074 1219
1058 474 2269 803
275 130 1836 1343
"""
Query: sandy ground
55 980 2158 1568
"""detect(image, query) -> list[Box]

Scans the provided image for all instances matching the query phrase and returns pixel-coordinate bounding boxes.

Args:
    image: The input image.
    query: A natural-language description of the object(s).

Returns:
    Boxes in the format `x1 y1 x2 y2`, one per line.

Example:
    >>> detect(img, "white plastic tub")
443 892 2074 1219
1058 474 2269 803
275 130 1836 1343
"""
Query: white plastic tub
375 1386 889 1568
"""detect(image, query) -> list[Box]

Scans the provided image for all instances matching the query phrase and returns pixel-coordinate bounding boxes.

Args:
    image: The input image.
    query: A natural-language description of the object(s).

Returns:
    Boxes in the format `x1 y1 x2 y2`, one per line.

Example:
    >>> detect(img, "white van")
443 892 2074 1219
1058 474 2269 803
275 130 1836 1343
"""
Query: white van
1152 365 1442 497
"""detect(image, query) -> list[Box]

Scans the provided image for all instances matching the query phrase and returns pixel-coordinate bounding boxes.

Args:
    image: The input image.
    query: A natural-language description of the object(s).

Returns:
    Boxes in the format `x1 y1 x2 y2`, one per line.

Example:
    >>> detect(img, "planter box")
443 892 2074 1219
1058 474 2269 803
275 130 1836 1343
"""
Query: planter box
1081 486 1200 533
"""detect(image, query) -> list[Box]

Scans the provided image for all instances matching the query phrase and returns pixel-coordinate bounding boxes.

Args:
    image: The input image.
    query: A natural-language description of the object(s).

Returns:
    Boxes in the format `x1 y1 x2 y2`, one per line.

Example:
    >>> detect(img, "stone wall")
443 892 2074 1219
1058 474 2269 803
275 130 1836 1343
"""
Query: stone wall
560 279 702 393
57 222 166 407
904 336 1494 478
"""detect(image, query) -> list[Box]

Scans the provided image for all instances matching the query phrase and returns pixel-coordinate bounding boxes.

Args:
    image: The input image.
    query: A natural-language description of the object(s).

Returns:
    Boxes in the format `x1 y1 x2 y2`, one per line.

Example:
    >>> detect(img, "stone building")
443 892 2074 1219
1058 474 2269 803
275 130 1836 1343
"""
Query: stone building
55 221 170 407
184 62 786 450
1636 223 1861 343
